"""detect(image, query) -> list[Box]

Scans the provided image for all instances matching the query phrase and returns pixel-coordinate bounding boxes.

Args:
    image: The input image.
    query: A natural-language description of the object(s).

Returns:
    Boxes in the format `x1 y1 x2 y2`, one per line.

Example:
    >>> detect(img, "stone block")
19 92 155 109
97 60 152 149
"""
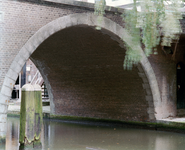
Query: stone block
0 93 10 104
72 13 88 26
109 19 117 35
140 57 148 66
6 68 19 81
1 85 12 97
147 98 154 105
26 40 37 54
141 77 149 83
57 17 67 30
145 95 153 102
137 64 144 73
119 43 124 48
64 15 73 28
142 83 150 89
3 76 15 90
9 60 23 74
0 103 8 113
34 30 47 46
18 47 30 61
138 72 146 78
116 25 124 39
0 114 7 122
146 89 152 95
103 17 112 32
27 36 43 52
147 108 155 114
14 54 27 67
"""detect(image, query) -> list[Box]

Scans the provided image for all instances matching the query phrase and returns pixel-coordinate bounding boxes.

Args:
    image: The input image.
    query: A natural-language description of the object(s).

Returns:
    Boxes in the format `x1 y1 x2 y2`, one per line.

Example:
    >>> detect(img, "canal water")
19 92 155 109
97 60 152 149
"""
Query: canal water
2 117 185 150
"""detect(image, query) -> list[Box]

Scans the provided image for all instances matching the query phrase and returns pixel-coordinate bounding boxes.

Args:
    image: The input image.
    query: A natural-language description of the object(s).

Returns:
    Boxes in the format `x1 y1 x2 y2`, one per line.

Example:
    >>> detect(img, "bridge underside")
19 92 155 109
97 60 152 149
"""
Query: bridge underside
31 25 150 122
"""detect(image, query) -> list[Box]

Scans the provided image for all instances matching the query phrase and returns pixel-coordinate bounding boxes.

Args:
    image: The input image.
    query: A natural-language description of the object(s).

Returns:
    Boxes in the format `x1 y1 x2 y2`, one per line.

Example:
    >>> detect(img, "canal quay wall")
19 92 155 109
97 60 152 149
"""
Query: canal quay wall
7 102 185 134
1 0 185 138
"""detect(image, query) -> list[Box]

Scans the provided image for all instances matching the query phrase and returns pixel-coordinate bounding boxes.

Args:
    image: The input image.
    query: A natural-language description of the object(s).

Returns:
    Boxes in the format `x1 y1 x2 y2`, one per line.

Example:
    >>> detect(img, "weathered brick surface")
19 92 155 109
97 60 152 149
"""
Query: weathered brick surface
0 0 90 91
148 45 177 118
0 0 159 121
31 26 150 121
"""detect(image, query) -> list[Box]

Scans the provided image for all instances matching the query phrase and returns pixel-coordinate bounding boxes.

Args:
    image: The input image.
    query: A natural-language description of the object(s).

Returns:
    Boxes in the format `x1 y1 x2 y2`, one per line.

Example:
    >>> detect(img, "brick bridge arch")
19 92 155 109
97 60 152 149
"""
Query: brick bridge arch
0 13 161 120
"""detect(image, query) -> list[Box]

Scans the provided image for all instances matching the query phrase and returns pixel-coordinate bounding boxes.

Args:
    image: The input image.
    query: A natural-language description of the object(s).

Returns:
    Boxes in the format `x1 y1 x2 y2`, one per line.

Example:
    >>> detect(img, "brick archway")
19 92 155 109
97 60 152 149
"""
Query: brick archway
0 13 161 120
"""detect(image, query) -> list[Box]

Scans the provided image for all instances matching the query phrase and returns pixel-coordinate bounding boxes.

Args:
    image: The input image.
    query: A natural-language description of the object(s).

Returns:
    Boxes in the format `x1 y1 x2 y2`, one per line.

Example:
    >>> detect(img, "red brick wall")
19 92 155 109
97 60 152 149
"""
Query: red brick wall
0 0 91 91
148 45 177 118
4 0 182 120
31 26 150 121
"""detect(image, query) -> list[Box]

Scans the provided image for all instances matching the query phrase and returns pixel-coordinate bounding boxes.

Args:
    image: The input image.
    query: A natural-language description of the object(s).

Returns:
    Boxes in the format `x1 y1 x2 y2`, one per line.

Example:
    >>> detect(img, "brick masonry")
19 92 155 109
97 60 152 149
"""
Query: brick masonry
31 26 151 121
0 0 179 123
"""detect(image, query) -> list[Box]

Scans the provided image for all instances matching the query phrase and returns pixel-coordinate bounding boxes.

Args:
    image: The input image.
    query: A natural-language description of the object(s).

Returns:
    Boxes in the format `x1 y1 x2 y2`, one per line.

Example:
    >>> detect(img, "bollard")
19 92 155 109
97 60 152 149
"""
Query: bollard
0 113 7 145
19 84 35 148
0 99 8 145
0 124 6 149
33 84 43 148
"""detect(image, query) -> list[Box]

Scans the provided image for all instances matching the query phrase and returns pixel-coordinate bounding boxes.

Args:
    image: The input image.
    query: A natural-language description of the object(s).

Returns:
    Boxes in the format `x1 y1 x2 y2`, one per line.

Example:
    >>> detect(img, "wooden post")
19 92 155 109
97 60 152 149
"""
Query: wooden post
0 125 6 148
0 106 7 146
33 84 43 148
19 84 35 148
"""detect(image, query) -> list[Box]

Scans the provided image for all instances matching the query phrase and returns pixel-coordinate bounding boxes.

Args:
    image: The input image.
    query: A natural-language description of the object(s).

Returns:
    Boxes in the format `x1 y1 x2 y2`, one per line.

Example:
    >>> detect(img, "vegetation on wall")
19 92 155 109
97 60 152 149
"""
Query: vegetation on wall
94 0 183 69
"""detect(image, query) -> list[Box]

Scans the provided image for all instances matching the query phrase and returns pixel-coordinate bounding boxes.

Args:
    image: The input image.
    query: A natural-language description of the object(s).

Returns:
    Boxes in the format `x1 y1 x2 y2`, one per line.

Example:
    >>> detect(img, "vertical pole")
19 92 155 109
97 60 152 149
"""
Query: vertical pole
33 84 43 148
19 84 35 148
0 93 9 147
19 72 22 102
0 110 7 146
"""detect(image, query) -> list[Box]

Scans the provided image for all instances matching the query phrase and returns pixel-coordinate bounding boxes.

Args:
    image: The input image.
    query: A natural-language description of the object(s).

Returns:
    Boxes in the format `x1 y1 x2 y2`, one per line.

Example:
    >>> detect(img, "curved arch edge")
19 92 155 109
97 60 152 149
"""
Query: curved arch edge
0 13 161 120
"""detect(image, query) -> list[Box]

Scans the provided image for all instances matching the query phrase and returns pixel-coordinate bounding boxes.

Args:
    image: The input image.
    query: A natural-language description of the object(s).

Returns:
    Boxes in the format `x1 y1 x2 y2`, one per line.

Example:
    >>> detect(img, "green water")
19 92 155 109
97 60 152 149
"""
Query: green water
3 117 185 150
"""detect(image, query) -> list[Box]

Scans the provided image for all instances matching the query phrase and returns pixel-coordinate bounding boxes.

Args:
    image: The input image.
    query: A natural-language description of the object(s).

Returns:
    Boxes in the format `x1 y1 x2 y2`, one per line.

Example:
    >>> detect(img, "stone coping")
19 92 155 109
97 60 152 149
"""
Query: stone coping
44 0 124 13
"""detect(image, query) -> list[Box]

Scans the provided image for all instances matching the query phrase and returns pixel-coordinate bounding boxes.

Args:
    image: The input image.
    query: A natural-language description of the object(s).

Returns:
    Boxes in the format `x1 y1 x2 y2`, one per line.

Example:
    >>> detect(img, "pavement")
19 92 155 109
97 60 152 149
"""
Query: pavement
158 117 185 123
8 99 50 114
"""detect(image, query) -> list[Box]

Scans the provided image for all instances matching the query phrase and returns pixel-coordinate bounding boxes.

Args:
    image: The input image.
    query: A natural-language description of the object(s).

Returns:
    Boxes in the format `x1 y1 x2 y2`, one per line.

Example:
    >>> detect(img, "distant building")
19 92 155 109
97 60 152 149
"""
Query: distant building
11 59 49 101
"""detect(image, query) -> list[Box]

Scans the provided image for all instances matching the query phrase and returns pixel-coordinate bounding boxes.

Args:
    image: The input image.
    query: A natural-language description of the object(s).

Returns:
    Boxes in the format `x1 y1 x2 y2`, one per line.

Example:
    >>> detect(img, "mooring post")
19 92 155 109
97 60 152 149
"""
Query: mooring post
33 84 43 148
0 93 8 146
0 113 6 149
19 84 35 148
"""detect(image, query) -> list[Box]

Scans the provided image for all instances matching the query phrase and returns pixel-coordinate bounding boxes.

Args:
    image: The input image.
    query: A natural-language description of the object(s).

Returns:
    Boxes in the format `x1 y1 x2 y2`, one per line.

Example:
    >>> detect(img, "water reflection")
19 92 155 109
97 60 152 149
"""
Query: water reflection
3 117 185 150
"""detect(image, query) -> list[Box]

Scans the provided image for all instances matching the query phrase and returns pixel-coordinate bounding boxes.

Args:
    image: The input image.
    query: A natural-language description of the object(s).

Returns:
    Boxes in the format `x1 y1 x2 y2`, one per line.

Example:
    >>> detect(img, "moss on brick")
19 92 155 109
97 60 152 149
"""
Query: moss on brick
48 114 185 133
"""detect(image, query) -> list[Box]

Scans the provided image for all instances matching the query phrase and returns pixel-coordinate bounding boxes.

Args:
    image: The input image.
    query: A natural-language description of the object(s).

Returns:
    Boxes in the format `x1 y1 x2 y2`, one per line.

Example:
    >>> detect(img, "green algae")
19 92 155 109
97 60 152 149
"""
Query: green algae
34 91 43 140
19 90 35 145
49 115 185 132
0 136 6 143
